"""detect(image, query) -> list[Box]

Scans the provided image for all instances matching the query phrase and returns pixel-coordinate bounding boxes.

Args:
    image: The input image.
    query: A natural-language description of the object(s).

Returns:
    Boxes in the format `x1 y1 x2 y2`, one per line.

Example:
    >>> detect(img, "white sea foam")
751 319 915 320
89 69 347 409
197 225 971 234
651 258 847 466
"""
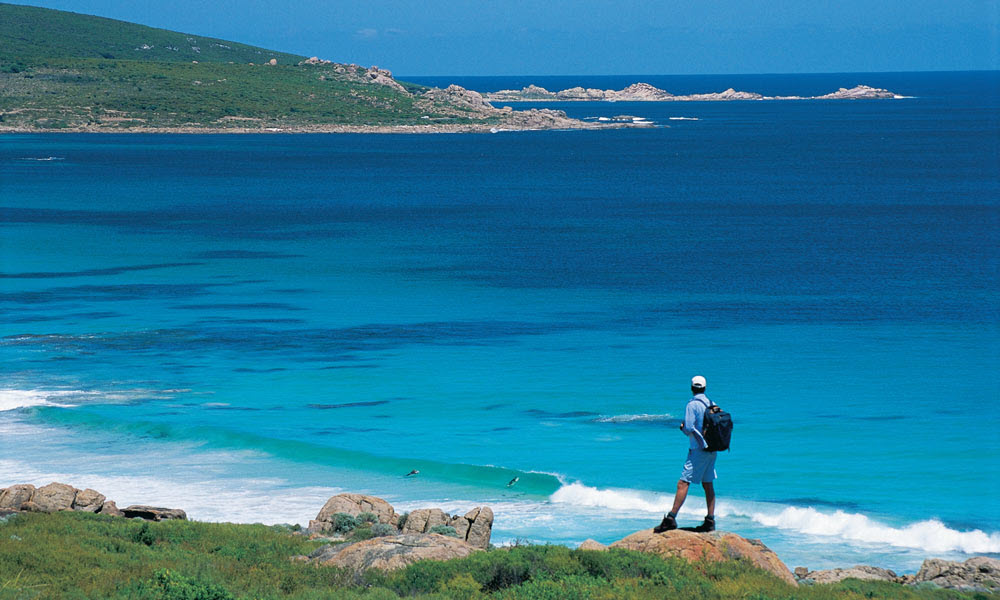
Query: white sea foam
0 458 340 525
668 117 700 121
551 481 674 513
0 389 85 411
593 413 673 423
749 506 1000 554
0 387 186 411
548 481 1000 554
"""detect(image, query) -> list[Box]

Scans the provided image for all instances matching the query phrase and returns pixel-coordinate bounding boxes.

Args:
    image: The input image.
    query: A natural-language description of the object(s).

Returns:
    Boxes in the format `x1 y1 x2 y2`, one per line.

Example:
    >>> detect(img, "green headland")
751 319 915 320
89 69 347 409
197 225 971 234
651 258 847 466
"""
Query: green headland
0 3 597 133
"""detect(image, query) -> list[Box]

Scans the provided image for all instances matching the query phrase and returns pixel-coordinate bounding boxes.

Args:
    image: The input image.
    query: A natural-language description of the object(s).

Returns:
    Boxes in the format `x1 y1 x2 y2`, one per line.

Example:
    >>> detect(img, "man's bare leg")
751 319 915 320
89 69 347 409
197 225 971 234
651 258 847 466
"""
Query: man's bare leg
670 480 690 515
702 482 715 517
654 480 690 532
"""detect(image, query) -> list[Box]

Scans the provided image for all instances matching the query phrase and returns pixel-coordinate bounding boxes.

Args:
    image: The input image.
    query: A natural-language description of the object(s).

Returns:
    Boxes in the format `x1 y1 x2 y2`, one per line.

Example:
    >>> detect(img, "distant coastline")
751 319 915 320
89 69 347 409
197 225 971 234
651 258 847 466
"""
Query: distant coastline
483 83 902 103
1 5 907 134
0 81 904 135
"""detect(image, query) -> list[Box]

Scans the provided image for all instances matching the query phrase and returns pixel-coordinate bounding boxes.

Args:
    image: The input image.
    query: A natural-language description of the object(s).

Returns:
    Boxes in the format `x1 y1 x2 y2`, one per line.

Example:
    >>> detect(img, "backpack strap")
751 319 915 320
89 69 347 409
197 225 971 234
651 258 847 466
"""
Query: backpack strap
697 397 714 409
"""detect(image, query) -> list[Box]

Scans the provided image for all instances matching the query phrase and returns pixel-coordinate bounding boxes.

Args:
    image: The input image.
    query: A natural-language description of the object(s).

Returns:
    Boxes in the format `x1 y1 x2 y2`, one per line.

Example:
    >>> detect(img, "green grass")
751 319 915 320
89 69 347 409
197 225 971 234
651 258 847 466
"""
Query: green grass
0 3 303 65
0 512 994 600
0 3 493 129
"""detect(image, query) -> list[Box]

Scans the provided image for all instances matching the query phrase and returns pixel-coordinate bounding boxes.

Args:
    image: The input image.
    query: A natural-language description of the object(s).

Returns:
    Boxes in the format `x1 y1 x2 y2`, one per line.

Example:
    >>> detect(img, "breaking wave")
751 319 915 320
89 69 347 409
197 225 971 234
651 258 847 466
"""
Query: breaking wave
0 389 85 411
0 387 189 411
549 481 1000 554
0 458 339 524
592 413 674 424
750 506 1000 554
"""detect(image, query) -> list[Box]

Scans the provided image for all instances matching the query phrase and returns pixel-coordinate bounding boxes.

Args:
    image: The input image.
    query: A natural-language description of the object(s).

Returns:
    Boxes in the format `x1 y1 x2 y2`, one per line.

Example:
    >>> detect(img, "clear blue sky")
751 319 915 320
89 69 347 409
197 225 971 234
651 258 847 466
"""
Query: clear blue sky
13 0 999 75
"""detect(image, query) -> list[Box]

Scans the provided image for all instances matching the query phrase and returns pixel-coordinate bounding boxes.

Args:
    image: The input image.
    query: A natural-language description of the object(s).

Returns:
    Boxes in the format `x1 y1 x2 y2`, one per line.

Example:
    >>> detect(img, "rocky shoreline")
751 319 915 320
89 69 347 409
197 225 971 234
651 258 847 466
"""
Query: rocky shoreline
0 62 903 134
0 63 648 135
483 83 902 102
2 482 996 593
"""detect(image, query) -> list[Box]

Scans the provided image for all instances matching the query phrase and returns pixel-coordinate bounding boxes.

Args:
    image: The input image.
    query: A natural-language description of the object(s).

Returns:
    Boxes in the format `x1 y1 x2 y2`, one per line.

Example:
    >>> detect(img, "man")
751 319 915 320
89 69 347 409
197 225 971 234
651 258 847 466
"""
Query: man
654 375 717 533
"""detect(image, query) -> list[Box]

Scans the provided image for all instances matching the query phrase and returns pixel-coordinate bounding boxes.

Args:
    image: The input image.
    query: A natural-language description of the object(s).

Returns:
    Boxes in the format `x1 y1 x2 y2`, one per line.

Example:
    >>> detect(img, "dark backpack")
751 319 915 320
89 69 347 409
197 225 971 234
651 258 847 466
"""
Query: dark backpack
699 398 733 452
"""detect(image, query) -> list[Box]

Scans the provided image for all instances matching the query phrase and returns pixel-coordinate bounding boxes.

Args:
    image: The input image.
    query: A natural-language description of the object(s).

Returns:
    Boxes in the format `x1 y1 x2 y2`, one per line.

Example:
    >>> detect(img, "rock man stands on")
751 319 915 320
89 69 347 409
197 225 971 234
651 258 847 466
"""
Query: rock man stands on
655 375 718 533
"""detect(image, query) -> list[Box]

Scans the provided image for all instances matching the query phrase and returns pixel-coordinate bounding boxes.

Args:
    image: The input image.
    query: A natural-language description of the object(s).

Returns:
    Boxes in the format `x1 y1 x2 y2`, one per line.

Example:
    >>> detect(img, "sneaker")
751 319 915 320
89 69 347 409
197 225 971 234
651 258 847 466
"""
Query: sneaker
693 516 715 532
653 514 677 533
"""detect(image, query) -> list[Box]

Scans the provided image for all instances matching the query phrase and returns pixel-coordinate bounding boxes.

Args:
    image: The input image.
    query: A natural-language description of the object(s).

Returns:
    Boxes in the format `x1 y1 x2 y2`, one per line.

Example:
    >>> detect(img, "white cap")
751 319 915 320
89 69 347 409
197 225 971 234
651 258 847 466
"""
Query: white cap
691 375 706 389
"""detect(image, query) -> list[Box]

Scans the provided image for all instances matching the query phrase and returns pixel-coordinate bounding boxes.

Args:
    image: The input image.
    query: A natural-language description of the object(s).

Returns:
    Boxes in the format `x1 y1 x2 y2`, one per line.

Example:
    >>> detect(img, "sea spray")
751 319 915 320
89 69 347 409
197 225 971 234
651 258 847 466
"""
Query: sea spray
749 506 1000 555
0 389 87 412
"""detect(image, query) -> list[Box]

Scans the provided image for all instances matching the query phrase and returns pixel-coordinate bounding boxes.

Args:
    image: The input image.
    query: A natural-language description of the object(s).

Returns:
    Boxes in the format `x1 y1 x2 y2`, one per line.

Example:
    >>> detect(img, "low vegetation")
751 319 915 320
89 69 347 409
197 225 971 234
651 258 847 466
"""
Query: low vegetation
0 512 992 600
0 3 496 130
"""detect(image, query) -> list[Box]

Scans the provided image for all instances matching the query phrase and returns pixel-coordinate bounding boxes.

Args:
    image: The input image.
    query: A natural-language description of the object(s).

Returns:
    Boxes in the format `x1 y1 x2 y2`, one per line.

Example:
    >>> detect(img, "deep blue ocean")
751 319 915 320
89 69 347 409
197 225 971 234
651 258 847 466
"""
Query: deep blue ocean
2 71 998 573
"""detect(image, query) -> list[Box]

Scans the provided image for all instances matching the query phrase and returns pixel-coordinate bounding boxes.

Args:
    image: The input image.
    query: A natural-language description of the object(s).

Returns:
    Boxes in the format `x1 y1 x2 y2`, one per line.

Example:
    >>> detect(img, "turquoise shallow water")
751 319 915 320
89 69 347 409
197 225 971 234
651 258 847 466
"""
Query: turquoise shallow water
2 71 998 572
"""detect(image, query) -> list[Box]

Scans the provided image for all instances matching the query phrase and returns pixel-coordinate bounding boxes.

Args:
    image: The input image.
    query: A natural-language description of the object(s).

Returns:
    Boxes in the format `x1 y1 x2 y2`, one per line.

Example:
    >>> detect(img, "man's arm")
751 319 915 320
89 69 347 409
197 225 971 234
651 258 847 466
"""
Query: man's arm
682 401 708 448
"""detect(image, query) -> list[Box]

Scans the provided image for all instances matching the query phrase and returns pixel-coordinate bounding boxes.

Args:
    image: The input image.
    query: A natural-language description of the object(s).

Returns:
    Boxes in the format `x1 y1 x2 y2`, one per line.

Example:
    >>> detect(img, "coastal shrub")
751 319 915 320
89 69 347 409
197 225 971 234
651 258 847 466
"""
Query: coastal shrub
428 525 459 537
131 521 159 546
147 568 235 600
438 573 485 599
0 511 990 600
395 512 408 530
348 526 375 542
331 512 360 533
371 523 396 537
357 512 379 524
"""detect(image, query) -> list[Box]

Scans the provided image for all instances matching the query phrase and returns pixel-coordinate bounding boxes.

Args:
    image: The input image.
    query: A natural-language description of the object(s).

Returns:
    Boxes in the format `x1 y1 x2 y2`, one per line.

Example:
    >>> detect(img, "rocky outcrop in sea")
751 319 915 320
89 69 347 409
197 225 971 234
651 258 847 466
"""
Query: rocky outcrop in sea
289 61 645 132
412 83 646 130
483 83 899 102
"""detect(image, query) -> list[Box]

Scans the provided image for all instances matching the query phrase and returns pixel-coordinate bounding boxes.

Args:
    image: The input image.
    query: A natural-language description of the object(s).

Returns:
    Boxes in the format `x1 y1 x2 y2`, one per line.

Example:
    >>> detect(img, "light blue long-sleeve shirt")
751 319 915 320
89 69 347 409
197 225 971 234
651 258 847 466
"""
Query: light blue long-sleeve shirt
681 393 711 450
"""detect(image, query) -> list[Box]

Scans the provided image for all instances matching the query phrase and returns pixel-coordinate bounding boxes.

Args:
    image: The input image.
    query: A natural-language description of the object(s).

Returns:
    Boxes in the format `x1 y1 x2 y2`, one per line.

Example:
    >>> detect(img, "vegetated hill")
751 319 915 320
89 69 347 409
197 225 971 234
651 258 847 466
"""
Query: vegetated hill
0 3 527 131
0 2 304 66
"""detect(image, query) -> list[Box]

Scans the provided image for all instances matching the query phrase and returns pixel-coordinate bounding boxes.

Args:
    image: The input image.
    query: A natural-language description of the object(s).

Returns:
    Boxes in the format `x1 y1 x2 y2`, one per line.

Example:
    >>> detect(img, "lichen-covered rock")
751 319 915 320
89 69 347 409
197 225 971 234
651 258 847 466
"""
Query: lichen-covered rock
310 533 479 572
122 505 187 521
800 565 897 584
911 556 1000 592
307 519 333 533
448 514 471 539
364 66 407 94
0 484 35 510
98 500 124 517
310 494 493 548
72 488 106 512
314 493 397 529
29 482 77 513
421 85 493 111
465 506 493 549
579 539 608 551
395 505 492 548
401 508 449 534
611 529 797 587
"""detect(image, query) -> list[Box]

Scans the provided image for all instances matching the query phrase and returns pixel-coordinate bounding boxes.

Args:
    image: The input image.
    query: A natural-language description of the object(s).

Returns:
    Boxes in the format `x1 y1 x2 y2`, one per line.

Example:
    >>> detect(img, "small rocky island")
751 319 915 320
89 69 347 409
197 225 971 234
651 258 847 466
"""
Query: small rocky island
483 83 901 102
